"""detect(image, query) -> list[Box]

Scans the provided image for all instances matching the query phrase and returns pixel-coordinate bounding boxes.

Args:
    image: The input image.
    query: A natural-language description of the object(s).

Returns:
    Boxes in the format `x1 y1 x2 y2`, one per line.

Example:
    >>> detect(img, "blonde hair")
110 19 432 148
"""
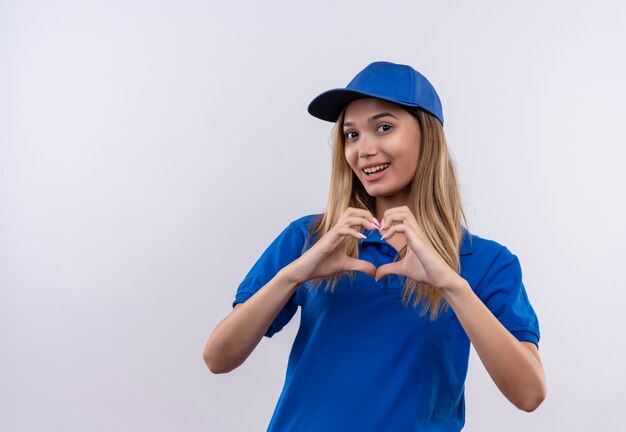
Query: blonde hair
304 105 470 320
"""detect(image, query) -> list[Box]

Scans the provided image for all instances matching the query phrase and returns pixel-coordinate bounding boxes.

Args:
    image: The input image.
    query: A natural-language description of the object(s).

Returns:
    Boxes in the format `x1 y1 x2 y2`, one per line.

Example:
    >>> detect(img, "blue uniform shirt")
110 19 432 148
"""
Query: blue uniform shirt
233 214 540 431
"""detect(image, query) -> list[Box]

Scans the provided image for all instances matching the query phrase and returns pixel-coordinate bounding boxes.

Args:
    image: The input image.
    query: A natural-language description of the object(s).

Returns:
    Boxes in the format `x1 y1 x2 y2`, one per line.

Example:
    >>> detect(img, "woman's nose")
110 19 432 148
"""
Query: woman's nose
358 137 377 158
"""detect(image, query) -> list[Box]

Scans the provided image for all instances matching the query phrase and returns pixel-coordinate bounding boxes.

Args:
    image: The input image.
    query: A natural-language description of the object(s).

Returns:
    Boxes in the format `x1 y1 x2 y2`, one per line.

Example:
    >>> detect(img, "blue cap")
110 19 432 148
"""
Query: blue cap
307 61 444 126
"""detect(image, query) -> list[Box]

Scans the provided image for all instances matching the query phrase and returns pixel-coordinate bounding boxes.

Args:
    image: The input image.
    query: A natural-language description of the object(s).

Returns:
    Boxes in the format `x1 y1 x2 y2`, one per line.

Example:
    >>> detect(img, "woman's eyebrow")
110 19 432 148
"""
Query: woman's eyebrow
343 112 398 127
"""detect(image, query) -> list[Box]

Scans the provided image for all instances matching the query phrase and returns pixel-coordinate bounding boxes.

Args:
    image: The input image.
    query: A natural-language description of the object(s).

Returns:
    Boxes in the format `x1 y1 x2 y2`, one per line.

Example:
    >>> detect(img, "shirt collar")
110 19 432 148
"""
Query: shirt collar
358 227 473 256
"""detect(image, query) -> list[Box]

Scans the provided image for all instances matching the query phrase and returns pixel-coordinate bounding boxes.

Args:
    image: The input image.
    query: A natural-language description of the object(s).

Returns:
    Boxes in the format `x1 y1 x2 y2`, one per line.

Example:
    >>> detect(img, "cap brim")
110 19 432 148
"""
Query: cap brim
307 88 420 123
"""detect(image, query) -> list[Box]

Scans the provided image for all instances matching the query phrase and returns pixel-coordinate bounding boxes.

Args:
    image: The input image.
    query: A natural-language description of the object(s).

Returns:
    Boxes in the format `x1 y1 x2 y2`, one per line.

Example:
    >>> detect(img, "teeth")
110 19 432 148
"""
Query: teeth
363 163 390 174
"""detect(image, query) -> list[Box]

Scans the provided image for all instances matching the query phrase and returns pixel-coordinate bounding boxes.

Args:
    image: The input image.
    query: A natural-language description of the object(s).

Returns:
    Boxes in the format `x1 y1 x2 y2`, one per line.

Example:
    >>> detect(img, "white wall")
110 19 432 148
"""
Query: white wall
1 1 624 430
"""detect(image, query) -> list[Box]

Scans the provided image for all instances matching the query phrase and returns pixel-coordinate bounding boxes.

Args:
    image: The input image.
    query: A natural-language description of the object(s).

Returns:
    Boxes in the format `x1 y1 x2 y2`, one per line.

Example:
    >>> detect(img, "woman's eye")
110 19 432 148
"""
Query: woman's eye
345 131 357 140
377 124 391 133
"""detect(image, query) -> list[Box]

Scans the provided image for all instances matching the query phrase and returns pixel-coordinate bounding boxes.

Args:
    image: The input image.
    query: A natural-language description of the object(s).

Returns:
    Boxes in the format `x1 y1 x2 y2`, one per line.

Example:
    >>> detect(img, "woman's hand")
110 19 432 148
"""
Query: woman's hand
289 207 379 283
375 206 462 292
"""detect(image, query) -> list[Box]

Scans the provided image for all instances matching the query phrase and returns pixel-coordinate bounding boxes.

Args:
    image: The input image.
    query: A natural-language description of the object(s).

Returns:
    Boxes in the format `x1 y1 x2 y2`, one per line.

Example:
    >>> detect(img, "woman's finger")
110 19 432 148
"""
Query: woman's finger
380 213 408 231
380 223 422 253
336 227 368 240
344 257 376 278
341 216 379 231
380 224 401 240
324 227 366 250
379 206 415 232
343 208 379 227
375 261 404 281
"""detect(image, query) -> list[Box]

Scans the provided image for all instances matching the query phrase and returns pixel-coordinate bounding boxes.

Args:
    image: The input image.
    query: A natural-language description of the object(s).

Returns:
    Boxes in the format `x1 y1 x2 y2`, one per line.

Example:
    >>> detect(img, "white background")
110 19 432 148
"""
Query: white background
1 1 625 431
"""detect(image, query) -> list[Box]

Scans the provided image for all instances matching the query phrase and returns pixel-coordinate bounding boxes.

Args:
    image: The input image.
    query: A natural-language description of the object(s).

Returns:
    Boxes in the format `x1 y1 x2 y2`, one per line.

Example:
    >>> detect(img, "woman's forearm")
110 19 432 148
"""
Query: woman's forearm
442 278 547 411
203 266 302 374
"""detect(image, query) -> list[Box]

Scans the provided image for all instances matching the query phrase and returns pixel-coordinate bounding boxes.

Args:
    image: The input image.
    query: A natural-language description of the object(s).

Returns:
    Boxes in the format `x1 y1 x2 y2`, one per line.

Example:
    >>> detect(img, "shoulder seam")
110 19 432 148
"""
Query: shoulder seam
474 247 517 293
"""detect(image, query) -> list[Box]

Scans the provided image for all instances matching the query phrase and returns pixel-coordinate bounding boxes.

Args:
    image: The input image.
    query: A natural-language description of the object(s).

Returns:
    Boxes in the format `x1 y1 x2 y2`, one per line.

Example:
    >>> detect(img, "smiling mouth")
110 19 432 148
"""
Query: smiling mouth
362 163 391 176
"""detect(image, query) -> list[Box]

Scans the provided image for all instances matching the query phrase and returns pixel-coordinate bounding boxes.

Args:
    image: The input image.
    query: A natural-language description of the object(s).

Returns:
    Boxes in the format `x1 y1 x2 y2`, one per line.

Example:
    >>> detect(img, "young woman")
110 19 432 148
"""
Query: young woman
203 61 546 431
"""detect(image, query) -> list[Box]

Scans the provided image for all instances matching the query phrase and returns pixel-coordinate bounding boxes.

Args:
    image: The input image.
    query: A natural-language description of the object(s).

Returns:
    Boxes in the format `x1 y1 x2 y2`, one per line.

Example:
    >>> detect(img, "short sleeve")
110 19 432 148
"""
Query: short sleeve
232 216 315 338
475 248 541 347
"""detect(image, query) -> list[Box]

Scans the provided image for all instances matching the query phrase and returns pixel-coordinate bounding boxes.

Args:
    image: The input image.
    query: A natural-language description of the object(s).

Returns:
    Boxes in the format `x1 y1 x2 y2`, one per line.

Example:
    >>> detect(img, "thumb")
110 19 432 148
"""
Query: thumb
345 257 376 279
375 262 402 282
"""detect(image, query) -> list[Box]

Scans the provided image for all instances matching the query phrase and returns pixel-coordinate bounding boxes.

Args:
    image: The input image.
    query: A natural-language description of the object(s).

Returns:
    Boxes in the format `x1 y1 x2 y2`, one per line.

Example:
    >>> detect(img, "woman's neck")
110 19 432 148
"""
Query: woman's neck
374 194 410 221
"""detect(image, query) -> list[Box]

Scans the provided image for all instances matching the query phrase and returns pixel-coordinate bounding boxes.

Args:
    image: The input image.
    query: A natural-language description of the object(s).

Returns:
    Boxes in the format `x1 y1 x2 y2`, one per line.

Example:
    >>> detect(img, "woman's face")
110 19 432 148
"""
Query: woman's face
343 98 421 200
